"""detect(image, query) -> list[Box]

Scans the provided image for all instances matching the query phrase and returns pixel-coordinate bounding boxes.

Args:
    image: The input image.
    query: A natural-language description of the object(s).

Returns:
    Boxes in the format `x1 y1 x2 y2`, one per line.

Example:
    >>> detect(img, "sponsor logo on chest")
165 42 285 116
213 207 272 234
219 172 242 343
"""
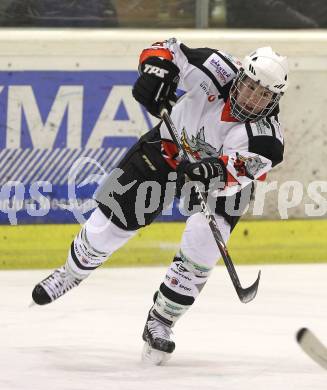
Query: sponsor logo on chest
199 81 219 102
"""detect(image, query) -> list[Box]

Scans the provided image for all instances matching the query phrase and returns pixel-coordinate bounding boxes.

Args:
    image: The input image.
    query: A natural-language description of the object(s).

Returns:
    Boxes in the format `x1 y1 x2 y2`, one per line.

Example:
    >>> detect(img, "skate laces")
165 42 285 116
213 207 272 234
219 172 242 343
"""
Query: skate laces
147 318 173 341
41 266 81 300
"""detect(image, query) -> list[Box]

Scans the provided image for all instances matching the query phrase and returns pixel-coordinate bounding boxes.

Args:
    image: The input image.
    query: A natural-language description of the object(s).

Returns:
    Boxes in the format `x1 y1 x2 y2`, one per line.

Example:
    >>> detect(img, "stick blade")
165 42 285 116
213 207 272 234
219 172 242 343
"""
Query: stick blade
237 270 261 304
297 327 327 370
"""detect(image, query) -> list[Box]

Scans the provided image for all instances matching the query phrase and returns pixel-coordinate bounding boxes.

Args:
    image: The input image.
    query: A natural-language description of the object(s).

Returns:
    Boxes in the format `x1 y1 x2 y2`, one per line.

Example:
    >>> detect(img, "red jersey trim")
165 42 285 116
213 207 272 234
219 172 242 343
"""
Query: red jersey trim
221 98 239 122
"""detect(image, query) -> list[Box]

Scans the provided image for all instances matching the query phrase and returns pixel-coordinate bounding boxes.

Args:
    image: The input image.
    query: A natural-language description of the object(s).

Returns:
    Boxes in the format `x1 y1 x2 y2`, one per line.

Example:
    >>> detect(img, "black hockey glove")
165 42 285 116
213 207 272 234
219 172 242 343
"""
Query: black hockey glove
132 56 180 118
176 157 227 197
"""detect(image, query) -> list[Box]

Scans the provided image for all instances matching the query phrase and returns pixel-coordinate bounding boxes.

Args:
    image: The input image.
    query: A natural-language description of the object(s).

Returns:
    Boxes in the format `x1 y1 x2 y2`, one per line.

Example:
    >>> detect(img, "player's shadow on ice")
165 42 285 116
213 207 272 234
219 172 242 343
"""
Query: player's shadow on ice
32 346 228 373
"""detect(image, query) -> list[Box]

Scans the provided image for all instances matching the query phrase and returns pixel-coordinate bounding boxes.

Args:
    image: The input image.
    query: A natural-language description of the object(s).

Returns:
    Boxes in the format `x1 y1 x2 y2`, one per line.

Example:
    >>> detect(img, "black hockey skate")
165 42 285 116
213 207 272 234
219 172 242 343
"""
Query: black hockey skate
142 311 175 365
32 266 82 305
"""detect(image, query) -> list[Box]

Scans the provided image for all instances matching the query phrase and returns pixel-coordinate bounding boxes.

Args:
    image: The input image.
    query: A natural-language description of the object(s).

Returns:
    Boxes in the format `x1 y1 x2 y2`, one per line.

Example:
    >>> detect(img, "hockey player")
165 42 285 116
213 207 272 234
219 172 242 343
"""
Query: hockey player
32 39 288 364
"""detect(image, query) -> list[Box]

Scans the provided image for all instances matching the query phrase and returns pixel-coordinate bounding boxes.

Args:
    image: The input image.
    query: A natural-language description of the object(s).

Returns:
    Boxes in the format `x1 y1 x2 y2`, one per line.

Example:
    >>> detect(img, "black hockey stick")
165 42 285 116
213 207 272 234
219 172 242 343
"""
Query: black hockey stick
297 328 327 369
160 107 261 303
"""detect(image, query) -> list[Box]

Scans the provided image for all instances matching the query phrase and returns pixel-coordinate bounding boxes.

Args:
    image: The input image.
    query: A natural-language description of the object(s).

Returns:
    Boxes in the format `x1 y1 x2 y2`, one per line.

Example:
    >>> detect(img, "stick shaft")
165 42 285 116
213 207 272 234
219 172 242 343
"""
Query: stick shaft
160 108 260 303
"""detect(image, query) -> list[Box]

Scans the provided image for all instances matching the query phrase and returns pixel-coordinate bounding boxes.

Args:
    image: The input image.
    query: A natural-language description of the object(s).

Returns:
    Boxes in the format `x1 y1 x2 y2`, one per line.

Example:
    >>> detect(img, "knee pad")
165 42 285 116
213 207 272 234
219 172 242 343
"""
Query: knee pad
181 212 231 268
84 207 137 255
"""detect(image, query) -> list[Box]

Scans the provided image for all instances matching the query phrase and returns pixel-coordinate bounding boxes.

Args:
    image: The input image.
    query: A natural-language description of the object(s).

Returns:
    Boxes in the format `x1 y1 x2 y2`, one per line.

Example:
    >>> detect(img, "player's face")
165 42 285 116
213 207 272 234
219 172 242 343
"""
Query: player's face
235 76 274 114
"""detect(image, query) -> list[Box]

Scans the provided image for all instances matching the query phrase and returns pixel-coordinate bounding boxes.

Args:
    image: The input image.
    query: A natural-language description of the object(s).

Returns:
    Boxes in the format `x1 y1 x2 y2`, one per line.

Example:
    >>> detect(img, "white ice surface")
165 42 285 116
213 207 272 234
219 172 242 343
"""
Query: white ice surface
0 264 326 390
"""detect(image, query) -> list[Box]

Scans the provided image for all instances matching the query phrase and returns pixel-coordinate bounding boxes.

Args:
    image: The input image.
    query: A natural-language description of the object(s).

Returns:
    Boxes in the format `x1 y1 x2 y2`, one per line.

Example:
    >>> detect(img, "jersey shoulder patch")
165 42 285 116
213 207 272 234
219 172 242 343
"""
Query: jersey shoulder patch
246 116 284 143
246 116 284 167
179 44 238 101
202 51 237 87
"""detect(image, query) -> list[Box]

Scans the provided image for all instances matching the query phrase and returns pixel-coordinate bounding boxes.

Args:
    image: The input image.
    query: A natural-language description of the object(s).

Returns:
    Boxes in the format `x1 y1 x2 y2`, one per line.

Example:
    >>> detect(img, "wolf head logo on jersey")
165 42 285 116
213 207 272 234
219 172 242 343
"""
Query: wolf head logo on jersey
234 153 267 179
181 127 221 160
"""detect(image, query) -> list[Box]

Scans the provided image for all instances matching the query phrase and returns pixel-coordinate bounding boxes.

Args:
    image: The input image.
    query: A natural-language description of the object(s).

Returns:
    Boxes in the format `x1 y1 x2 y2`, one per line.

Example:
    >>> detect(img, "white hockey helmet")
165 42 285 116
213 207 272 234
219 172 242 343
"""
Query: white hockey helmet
230 47 289 122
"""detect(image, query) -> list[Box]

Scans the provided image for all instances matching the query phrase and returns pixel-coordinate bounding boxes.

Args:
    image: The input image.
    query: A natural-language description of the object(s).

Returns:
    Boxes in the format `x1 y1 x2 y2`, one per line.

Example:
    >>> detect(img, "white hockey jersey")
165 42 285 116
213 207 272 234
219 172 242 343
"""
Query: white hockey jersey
139 38 285 196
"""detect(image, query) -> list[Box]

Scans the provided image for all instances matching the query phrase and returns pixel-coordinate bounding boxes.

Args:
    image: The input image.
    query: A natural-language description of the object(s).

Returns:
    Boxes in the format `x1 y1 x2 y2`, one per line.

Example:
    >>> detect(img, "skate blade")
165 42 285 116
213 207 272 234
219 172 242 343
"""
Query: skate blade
28 301 36 308
141 342 172 366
